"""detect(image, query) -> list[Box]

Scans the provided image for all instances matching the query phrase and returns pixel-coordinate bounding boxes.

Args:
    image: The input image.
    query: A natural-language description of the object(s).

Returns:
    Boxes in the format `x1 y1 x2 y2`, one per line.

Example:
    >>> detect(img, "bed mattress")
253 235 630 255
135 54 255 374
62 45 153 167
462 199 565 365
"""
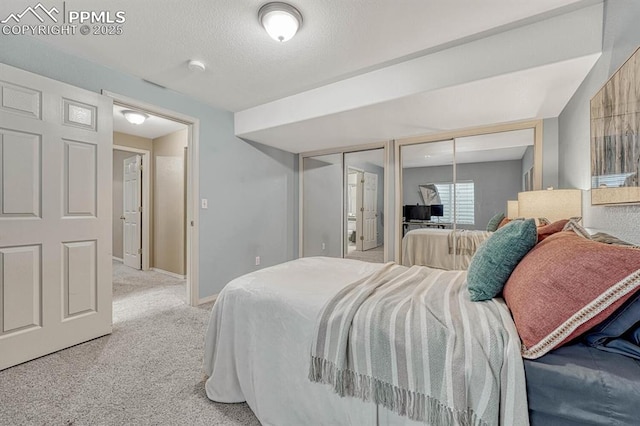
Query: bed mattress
524 343 640 425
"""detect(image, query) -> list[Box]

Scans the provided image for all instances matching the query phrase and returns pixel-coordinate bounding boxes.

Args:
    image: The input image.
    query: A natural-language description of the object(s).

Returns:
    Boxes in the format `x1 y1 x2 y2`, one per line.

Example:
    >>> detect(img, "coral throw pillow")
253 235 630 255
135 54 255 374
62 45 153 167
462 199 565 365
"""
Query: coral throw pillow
497 217 511 229
503 231 640 359
536 219 569 242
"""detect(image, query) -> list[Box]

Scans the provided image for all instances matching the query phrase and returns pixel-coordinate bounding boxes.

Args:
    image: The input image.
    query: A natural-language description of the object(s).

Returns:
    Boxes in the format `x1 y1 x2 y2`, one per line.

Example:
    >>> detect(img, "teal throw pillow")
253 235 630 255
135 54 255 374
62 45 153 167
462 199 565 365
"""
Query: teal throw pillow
486 212 505 232
468 218 537 302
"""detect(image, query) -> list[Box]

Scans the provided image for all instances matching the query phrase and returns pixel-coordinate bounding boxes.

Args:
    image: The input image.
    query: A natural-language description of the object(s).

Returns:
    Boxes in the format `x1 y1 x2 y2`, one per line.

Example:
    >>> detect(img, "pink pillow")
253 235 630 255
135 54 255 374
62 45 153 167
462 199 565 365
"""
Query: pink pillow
497 217 511 229
503 231 640 359
536 219 569 242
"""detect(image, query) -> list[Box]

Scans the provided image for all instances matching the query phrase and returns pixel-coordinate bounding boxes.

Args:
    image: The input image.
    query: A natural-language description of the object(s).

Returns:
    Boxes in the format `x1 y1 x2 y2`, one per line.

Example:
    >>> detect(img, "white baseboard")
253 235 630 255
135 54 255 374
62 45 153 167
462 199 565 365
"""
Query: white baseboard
112 256 123 262
151 267 186 280
198 294 218 305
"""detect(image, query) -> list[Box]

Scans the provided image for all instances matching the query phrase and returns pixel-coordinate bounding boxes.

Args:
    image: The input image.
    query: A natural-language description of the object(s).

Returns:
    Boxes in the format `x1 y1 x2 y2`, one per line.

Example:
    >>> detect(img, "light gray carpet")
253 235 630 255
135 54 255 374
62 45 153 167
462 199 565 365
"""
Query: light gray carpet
0 261 259 426
345 245 385 263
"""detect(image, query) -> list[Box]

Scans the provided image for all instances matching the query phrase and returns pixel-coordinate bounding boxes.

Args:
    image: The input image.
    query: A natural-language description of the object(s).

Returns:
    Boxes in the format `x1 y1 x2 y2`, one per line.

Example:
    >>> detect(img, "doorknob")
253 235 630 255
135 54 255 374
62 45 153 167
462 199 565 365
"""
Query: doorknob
120 215 125 220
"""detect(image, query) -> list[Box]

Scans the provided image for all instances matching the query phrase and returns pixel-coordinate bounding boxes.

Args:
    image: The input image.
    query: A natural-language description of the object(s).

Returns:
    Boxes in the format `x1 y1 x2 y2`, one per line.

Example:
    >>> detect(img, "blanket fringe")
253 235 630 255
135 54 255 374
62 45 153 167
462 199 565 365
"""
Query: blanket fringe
309 356 486 426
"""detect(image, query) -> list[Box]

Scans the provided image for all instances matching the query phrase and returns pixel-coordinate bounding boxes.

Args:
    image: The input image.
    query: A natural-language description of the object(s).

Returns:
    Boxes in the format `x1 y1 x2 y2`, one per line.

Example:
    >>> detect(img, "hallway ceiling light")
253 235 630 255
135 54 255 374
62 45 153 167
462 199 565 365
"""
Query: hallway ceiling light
122 110 149 125
258 2 302 42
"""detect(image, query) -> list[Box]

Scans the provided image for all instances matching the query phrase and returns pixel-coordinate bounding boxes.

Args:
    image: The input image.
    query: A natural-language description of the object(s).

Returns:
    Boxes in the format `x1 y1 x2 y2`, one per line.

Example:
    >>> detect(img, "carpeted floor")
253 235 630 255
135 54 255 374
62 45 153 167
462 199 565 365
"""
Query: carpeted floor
0 261 259 426
345 245 385 263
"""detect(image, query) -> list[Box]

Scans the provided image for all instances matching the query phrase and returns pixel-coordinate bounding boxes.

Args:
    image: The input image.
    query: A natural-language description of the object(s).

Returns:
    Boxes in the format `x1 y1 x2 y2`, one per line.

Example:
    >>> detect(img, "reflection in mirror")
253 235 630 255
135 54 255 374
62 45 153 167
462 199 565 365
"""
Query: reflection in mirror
399 129 535 270
454 128 535 228
303 153 342 258
344 149 385 263
401 140 456 268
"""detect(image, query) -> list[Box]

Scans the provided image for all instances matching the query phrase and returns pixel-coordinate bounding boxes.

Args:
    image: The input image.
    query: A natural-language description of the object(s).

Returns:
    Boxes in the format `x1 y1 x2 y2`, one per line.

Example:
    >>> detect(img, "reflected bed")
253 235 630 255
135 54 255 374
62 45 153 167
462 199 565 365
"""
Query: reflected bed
401 228 492 270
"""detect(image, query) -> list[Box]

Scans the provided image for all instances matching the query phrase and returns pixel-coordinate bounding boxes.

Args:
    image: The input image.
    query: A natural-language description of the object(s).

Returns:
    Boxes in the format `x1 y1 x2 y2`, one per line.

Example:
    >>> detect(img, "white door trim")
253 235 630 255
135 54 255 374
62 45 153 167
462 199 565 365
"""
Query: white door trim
103 91 200 307
114 145 150 272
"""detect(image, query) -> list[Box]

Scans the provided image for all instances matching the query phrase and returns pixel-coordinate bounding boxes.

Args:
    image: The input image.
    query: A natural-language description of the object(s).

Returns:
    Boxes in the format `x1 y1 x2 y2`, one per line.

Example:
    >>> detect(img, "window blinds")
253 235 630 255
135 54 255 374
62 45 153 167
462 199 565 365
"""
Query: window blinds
434 181 475 225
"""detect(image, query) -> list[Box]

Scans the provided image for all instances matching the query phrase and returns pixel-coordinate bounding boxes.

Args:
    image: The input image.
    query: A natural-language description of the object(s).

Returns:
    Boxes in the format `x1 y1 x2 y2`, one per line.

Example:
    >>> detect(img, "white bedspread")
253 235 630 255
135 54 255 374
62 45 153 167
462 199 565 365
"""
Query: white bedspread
204 257 392 425
203 257 527 426
401 229 491 270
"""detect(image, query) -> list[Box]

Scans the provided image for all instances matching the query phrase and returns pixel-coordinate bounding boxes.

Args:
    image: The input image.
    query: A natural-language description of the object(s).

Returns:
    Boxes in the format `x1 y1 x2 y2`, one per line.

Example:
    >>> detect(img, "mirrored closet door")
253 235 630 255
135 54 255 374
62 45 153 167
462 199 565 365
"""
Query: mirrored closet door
400 140 456 268
398 125 538 270
301 147 387 263
302 153 343 257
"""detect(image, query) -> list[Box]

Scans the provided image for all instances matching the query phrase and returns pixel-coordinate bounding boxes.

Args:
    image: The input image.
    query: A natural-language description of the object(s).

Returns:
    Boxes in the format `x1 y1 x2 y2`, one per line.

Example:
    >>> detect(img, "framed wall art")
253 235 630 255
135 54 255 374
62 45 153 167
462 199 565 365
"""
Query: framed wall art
590 46 640 205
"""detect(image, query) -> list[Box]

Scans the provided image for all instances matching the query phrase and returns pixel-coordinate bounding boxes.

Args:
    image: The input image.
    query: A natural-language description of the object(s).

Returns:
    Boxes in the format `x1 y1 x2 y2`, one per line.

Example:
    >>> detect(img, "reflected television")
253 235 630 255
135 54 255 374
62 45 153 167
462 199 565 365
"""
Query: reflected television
403 205 431 221
430 204 444 217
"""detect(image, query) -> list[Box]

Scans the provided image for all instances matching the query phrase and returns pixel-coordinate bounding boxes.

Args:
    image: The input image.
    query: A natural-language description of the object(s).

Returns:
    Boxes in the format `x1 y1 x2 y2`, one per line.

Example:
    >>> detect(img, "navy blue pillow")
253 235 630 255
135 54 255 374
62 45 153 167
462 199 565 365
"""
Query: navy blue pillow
583 290 640 360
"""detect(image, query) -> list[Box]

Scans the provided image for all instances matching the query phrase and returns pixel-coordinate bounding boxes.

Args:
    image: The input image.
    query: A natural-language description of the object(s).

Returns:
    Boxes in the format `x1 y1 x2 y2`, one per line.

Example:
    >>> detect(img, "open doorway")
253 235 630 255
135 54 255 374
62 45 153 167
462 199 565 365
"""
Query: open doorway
107 92 200 305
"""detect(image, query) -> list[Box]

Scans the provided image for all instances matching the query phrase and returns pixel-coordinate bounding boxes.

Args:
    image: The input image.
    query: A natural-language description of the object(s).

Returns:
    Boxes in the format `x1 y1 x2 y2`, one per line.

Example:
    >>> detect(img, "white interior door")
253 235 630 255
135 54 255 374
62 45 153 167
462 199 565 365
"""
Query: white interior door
362 172 378 251
123 155 142 270
355 172 364 251
0 63 112 370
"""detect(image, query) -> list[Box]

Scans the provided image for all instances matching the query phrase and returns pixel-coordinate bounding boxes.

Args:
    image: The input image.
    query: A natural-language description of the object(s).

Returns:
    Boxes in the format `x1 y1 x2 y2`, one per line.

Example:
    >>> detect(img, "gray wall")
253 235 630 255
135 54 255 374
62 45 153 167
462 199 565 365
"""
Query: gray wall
403 160 521 230
542 117 559 189
558 0 640 244
0 36 298 298
303 156 343 257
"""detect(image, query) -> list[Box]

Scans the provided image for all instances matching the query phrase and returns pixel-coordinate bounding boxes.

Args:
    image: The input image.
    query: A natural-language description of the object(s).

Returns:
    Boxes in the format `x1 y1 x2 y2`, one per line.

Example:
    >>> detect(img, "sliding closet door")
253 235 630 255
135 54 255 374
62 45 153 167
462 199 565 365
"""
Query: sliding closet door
452 129 534 230
398 128 537 269
302 154 343 257
399 140 455 267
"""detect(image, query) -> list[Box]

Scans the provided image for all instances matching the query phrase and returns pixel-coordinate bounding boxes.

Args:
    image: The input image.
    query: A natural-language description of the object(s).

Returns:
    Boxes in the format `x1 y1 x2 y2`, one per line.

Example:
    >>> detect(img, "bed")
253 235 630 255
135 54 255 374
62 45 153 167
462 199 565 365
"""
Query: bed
204 224 640 426
525 343 640 425
204 257 527 426
401 228 491 270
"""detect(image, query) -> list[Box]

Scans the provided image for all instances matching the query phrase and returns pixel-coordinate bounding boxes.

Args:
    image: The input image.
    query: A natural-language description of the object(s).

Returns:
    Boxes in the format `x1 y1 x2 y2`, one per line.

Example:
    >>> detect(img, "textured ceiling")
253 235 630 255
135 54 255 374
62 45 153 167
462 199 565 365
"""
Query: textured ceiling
26 0 589 112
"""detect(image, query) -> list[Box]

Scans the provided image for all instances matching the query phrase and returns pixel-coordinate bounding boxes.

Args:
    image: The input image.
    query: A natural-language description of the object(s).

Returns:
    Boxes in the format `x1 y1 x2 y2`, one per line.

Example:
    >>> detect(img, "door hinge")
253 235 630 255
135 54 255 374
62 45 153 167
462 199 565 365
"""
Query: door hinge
190 220 195 227
138 248 142 254
360 207 364 212
138 206 142 212
360 236 364 241
361 179 365 183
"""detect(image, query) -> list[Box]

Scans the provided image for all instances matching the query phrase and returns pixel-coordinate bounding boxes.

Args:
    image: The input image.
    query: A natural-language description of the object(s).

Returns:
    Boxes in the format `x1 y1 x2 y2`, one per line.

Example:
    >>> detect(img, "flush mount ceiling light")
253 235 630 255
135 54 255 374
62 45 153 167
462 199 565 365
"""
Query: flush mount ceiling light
188 59 206 72
122 110 149 125
258 2 302 42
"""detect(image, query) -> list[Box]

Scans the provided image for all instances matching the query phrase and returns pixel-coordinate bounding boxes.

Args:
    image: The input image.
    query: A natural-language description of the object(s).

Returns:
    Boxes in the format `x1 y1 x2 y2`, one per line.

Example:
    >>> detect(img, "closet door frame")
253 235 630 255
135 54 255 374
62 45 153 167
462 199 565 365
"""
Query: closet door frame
394 120 544 263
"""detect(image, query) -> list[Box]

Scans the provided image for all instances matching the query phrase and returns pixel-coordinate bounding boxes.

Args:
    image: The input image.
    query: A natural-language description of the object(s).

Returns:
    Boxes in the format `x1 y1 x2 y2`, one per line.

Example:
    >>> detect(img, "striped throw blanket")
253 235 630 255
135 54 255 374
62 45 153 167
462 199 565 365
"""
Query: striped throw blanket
309 263 528 426
448 230 492 256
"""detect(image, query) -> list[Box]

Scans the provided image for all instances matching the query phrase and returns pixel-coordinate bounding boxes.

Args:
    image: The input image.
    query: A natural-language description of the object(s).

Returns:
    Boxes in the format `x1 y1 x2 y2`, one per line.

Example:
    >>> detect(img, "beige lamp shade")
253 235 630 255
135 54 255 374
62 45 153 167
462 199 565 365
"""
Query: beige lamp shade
507 200 519 219
517 189 582 223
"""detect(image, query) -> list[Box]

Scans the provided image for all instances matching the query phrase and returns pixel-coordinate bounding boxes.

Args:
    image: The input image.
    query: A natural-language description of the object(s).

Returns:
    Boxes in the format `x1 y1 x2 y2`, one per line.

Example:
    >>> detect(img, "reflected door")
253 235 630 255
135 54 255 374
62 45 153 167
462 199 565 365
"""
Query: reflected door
123 155 142 269
362 172 378 250
344 149 385 262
